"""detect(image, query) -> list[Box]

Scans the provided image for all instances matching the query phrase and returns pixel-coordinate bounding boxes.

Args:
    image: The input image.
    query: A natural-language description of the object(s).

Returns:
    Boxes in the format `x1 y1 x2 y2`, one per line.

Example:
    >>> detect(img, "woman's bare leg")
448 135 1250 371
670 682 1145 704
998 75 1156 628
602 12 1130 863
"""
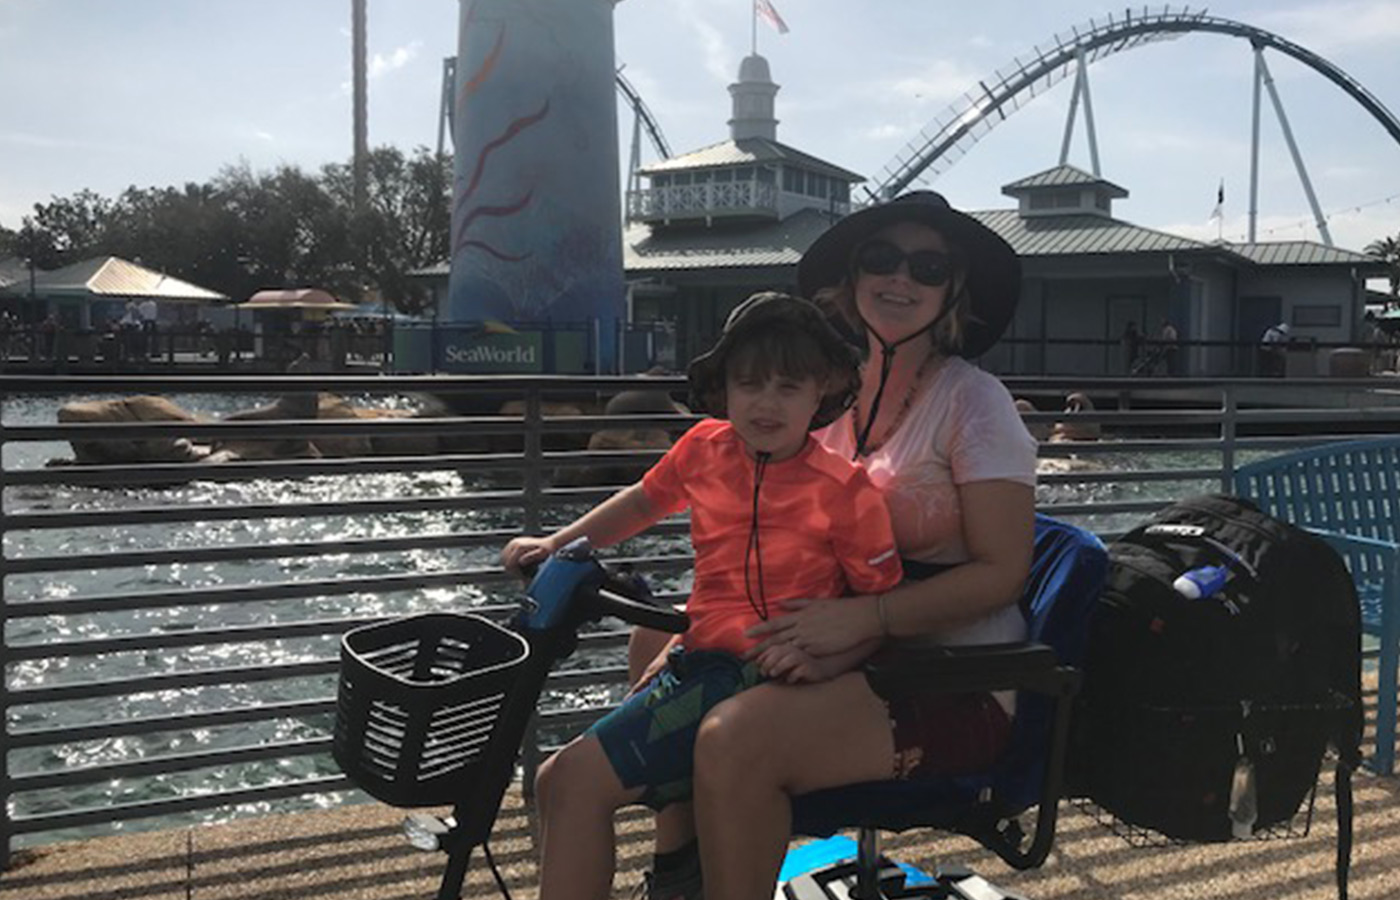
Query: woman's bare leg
693 673 894 900
535 734 644 900
628 627 697 854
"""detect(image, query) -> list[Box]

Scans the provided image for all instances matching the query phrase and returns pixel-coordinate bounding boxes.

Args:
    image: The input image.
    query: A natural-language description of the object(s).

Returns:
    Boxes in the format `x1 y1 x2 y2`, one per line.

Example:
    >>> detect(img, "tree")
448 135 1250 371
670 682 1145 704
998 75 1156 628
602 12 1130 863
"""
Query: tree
25 189 116 266
213 161 355 300
1366 234 1400 299
321 146 451 314
5 147 450 308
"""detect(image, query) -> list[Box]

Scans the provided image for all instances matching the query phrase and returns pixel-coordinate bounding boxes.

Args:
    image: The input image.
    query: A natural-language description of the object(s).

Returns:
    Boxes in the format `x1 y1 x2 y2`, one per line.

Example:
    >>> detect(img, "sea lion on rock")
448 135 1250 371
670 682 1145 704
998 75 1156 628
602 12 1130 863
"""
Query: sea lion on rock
1050 392 1103 442
57 396 211 464
555 387 691 487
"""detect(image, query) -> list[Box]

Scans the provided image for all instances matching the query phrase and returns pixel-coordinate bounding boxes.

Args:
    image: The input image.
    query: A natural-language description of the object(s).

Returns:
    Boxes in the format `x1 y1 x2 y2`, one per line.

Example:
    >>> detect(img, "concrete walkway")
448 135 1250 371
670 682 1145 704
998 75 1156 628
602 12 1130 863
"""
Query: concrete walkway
2 765 1396 900
4 686 1398 900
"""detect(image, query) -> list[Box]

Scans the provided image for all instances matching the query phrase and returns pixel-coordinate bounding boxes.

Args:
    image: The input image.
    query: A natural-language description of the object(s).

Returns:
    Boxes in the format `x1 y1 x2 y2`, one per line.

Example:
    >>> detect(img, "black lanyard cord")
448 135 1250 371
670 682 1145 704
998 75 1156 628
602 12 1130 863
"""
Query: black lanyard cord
744 451 772 621
852 301 956 459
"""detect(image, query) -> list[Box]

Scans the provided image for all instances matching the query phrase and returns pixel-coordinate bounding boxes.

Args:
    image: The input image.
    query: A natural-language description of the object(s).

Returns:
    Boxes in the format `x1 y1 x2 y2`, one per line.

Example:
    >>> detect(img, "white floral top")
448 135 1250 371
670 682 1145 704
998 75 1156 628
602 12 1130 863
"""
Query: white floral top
818 356 1038 648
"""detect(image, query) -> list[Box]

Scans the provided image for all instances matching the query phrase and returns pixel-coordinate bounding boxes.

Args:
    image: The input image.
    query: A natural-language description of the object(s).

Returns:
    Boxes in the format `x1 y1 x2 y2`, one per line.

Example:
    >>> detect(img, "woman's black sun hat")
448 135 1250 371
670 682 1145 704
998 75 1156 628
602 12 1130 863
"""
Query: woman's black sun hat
796 190 1022 358
687 291 860 430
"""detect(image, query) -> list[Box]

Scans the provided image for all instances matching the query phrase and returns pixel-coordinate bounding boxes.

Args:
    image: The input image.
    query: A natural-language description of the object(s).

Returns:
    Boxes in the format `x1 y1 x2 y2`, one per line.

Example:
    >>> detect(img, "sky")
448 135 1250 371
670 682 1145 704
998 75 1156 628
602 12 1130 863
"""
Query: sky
2 0 1399 257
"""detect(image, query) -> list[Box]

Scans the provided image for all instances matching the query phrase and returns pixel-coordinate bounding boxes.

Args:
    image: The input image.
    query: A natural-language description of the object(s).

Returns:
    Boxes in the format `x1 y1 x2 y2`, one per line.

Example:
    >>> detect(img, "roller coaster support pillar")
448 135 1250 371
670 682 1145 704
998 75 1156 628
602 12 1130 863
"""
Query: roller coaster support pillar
1257 49 1334 247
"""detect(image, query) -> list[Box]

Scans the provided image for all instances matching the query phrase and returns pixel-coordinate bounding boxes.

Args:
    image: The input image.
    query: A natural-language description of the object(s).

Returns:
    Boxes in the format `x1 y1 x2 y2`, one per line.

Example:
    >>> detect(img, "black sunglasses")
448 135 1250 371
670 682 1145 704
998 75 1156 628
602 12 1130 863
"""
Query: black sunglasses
854 240 955 288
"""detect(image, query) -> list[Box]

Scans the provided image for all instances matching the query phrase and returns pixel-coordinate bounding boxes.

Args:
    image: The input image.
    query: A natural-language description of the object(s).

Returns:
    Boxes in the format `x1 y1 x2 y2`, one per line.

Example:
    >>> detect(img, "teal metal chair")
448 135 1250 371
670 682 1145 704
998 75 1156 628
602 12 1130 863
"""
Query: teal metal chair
1235 437 1400 774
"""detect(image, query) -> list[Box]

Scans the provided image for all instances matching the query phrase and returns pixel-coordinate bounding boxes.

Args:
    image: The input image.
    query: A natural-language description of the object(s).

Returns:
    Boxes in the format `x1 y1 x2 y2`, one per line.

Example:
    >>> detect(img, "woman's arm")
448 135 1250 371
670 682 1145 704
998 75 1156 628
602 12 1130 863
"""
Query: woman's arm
745 479 1034 655
501 482 662 573
878 479 1034 638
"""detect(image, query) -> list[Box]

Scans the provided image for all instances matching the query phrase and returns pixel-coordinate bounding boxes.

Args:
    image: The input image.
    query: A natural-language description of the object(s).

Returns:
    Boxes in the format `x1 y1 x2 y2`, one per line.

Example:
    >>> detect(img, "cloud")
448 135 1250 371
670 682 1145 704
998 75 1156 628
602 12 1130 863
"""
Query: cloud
887 59 981 106
339 40 423 95
1256 1 1400 50
861 123 908 142
671 0 731 85
0 131 93 150
369 41 422 80
254 130 275 143
1321 164 1374 180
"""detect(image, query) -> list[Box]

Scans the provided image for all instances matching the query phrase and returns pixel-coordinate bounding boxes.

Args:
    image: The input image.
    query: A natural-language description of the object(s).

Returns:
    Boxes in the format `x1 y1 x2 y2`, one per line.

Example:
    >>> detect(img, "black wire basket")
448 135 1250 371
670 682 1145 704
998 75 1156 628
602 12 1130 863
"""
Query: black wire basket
333 613 531 808
1071 698 1339 846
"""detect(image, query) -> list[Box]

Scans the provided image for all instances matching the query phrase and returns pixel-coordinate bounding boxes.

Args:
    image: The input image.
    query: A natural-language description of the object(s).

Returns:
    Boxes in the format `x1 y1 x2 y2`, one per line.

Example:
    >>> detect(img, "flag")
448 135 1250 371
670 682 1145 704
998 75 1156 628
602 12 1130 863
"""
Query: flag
1209 179 1224 221
755 0 790 34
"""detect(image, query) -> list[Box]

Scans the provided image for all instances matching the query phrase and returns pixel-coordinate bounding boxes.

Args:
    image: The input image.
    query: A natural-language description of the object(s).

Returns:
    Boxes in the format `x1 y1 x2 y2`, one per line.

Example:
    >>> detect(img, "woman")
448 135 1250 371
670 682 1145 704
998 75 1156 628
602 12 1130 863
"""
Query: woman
636 190 1038 900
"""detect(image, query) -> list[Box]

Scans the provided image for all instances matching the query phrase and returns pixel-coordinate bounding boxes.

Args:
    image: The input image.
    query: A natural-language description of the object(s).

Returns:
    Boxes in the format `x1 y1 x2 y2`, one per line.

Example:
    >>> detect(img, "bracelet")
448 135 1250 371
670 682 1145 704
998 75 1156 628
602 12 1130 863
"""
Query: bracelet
875 593 891 636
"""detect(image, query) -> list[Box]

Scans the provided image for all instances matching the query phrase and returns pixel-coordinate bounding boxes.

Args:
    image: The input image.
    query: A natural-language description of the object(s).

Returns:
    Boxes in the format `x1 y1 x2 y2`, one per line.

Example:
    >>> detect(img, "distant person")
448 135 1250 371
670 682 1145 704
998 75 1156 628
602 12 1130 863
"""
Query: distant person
1259 321 1291 377
1121 321 1143 374
1156 318 1180 375
138 298 158 356
0 310 12 362
1362 311 1387 374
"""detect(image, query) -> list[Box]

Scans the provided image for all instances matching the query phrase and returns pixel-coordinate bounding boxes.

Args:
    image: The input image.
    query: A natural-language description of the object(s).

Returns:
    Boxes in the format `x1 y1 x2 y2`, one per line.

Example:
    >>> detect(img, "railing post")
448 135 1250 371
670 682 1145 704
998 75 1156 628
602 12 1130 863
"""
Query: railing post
521 385 544 797
1221 384 1238 493
0 392 12 868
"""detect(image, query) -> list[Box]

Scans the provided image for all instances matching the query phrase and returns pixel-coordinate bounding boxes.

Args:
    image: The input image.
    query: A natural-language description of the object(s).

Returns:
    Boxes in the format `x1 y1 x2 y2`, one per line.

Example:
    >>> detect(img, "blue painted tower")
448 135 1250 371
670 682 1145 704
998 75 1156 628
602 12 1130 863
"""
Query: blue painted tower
448 0 624 372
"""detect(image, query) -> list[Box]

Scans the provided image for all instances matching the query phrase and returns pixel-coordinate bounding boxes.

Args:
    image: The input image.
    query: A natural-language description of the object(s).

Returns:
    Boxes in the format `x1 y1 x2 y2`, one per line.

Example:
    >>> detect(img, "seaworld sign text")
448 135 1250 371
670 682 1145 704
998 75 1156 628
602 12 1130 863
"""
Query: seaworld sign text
440 333 544 373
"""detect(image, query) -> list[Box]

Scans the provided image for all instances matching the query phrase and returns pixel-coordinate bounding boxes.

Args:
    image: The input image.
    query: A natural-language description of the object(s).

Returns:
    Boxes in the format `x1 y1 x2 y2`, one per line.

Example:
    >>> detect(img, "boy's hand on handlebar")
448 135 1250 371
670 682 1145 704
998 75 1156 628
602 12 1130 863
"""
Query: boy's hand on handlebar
501 535 557 577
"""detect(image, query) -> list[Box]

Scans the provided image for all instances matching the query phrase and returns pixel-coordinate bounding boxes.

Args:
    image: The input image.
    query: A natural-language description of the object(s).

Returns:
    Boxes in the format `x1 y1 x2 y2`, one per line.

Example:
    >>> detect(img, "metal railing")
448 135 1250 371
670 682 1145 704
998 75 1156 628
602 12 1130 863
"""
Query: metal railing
2 372 1399 863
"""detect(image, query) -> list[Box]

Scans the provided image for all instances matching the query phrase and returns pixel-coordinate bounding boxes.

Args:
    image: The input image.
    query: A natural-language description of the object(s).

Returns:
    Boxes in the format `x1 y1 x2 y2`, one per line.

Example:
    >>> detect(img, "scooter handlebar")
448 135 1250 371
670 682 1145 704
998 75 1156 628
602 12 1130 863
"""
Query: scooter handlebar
518 544 689 634
593 580 689 634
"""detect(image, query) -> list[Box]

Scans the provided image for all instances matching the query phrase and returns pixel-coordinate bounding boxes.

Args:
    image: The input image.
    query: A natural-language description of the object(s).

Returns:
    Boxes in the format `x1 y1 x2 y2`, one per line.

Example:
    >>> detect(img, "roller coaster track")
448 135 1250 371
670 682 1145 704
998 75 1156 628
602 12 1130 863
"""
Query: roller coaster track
871 5 1400 201
616 70 672 161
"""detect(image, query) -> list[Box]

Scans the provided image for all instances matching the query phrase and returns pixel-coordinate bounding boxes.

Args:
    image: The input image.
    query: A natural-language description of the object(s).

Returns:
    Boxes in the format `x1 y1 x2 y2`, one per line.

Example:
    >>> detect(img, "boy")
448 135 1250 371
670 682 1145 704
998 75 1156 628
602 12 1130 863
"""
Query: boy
501 291 901 900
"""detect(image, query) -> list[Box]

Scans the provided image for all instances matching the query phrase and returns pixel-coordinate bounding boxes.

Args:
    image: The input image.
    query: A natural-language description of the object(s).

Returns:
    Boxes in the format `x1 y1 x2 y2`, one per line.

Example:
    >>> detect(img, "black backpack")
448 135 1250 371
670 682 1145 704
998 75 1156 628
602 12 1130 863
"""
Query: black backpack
1071 495 1362 897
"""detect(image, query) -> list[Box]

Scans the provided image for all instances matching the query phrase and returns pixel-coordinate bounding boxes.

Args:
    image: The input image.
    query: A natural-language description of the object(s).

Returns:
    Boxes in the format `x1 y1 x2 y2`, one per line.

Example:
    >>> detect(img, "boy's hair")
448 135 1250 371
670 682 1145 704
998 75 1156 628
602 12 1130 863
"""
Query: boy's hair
686 292 860 429
723 321 840 387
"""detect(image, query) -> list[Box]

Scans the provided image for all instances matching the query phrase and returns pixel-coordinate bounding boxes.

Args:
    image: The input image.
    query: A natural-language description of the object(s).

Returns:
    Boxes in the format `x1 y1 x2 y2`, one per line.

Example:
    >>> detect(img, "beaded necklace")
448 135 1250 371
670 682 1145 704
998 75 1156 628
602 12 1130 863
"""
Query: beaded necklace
852 349 942 456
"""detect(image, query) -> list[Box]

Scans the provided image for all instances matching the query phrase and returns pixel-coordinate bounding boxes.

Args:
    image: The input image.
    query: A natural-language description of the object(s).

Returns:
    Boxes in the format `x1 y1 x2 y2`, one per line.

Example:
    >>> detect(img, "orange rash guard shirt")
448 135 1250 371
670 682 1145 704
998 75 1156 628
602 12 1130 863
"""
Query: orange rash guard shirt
641 419 902 656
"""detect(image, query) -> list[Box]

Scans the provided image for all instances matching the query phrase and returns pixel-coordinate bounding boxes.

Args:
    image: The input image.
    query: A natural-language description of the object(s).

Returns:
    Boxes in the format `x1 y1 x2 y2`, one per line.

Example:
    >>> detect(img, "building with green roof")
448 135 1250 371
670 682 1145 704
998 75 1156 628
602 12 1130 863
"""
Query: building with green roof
418 55 1387 377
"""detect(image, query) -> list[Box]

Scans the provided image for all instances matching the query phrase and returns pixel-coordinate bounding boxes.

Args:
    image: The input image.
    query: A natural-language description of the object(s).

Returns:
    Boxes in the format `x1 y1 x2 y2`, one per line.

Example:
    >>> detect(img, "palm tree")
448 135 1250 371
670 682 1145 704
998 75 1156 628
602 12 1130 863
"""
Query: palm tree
1366 234 1400 299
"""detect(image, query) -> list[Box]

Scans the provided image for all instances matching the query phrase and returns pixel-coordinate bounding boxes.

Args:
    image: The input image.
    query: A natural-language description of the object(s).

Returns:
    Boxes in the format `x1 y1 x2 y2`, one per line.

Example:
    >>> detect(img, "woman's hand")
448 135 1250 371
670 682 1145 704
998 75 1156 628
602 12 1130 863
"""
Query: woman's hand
744 595 880 659
500 535 557 576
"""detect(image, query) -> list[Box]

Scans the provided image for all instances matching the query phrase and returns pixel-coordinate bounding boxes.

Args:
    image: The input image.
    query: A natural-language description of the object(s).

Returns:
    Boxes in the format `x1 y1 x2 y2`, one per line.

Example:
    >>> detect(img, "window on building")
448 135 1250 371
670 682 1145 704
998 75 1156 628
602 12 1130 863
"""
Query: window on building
1292 305 1342 327
734 166 754 181
811 174 828 199
832 181 850 203
783 168 798 192
713 168 733 182
653 174 671 187
674 172 692 185
757 166 776 184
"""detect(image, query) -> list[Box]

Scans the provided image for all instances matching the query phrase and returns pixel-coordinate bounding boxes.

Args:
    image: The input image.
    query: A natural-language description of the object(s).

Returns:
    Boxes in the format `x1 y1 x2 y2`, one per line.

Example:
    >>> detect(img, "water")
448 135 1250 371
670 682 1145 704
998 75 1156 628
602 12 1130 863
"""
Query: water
3 392 546 843
0 393 1228 844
